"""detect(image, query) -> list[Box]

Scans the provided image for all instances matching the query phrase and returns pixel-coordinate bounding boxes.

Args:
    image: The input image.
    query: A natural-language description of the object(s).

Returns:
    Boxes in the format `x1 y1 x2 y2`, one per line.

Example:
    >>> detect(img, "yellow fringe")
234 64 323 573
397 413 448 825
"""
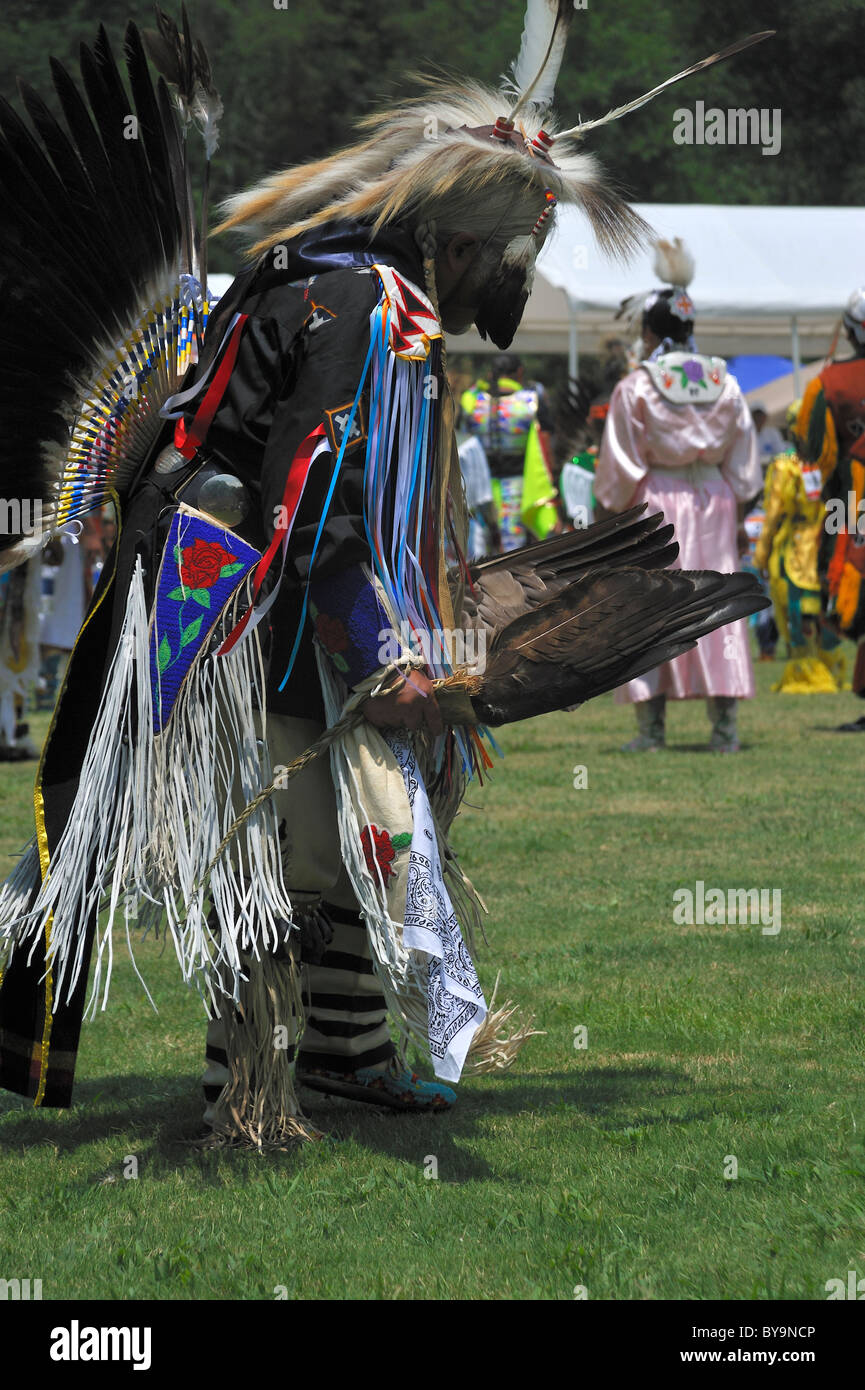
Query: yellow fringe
771 655 845 694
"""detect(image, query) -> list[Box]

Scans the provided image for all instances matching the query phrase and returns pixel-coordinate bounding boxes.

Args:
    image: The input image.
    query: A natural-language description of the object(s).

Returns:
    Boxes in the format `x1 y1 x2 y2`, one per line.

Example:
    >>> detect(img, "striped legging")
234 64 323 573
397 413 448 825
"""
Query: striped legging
203 709 397 1122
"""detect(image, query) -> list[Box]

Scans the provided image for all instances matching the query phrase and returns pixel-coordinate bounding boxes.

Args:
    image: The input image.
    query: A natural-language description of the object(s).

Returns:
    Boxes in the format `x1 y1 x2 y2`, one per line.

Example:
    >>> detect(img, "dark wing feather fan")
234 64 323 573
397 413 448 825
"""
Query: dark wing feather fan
440 506 770 725
0 10 217 572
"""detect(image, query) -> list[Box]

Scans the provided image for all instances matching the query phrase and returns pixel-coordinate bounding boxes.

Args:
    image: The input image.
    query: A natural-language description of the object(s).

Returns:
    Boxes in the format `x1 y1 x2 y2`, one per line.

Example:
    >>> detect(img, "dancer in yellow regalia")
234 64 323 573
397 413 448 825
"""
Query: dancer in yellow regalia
754 404 845 693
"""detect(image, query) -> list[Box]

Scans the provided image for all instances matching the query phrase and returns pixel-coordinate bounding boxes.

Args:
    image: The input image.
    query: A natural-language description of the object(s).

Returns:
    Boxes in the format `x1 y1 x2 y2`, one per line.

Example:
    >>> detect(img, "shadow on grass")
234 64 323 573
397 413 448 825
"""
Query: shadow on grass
0 1071 502 1182
0 1073 205 1160
0 1062 782 1179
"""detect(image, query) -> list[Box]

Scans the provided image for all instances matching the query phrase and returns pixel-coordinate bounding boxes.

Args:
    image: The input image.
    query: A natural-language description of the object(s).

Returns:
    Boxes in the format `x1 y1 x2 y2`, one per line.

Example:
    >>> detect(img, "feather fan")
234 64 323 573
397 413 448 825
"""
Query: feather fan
460 505 678 640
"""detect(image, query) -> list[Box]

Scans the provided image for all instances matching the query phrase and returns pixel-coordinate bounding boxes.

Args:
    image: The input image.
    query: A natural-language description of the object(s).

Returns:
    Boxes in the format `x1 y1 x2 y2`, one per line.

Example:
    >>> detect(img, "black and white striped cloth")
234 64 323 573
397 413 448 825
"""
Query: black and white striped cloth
203 902 392 1123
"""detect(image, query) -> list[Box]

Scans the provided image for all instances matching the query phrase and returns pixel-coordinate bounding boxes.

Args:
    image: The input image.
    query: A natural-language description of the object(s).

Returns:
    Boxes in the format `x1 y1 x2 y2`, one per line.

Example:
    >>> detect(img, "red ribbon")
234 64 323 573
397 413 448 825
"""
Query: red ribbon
216 424 326 656
174 314 249 460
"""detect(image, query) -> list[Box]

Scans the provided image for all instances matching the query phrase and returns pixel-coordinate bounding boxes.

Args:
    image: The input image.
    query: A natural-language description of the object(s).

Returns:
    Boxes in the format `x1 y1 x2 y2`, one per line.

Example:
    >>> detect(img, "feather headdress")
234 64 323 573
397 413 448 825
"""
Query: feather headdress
217 77 647 265
617 236 697 335
504 0 576 116
218 10 772 284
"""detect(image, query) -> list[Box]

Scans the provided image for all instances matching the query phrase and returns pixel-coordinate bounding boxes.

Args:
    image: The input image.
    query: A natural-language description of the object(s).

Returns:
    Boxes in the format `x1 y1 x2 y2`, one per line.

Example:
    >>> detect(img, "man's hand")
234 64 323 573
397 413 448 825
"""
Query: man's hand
362 669 443 736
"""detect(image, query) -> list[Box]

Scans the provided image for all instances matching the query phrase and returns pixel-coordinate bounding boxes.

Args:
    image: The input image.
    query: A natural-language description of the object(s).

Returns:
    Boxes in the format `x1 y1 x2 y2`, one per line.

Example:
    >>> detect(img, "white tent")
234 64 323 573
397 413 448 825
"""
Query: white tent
448 204 865 390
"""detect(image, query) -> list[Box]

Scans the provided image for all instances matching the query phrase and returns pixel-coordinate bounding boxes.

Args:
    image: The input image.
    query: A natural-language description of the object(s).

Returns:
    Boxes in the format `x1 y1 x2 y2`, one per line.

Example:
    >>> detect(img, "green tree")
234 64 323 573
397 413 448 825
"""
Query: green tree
0 0 859 277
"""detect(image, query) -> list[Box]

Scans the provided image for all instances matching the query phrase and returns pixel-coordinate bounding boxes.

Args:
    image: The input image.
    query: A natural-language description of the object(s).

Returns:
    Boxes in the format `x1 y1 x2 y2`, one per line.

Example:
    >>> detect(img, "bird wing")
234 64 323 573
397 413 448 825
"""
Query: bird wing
461 506 679 643
466 564 769 726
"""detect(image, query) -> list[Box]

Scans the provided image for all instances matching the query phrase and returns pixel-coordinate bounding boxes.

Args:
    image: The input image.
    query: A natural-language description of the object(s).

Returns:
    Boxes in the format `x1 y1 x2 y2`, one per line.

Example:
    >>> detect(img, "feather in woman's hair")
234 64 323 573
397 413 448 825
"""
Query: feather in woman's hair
653 236 694 287
615 291 650 331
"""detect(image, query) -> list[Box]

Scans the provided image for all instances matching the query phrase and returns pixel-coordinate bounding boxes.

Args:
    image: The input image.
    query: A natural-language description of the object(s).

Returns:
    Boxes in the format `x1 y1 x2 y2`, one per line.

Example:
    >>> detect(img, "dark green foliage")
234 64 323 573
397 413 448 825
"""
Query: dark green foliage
0 0 860 278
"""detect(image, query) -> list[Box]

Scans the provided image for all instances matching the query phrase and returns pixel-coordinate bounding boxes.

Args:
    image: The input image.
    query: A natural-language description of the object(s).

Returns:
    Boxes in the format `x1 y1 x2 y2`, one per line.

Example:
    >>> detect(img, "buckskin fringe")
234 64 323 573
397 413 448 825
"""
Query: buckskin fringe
4 561 293 1016
139 582 292 1011
462 972 545 1074
206 951 323 1150
0 838 41 977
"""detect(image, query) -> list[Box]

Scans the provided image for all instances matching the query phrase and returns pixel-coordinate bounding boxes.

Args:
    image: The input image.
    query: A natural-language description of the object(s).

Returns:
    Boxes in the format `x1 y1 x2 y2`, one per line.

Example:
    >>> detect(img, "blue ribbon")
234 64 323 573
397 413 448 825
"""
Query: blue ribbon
277 330 377 691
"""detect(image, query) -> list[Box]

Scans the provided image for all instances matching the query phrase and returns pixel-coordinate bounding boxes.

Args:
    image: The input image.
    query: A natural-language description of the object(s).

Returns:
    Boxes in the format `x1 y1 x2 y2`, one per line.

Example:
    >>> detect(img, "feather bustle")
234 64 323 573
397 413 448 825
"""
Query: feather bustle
0 17 208 558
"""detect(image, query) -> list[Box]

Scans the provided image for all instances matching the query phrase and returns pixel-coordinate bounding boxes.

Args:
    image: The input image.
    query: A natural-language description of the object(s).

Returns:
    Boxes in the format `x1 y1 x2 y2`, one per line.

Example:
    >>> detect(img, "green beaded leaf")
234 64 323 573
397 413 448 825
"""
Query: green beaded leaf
180 616 203 648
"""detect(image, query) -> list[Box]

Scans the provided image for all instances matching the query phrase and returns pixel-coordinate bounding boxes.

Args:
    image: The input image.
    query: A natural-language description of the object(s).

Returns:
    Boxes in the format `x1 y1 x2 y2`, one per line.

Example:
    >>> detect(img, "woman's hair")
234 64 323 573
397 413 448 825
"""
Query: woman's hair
491 352 522 380
643 289 694 345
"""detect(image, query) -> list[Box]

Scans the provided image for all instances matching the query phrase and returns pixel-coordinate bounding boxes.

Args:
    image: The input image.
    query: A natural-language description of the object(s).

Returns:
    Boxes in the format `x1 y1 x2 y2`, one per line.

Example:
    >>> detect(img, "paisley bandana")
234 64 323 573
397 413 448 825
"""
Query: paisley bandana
387 733 486 1081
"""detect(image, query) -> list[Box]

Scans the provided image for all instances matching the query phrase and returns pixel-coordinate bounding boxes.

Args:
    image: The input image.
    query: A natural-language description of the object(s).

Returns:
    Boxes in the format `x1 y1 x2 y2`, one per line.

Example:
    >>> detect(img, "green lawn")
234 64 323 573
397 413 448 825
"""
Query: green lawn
1 652 863 1300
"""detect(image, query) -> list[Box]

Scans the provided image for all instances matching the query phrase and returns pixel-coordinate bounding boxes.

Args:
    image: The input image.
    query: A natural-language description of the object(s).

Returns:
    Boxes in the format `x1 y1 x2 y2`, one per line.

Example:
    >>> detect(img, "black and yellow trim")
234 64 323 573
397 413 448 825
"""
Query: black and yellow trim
31 493 122 1105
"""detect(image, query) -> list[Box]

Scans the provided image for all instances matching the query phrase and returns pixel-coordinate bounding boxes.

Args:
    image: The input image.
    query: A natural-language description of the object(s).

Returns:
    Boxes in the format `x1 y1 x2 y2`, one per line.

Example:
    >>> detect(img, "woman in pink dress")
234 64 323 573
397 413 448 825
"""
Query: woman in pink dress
594 243 761 752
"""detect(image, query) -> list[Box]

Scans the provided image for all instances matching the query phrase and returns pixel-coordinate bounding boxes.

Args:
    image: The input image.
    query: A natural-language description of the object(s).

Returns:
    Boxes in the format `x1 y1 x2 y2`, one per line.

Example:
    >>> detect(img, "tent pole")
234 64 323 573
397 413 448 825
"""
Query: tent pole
568 296 579 384
791 314 801 396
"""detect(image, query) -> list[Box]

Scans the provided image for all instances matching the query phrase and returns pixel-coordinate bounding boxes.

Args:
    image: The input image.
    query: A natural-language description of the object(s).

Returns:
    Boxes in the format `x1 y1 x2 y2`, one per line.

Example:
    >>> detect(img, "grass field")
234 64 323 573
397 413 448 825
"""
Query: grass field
1 653 863 1301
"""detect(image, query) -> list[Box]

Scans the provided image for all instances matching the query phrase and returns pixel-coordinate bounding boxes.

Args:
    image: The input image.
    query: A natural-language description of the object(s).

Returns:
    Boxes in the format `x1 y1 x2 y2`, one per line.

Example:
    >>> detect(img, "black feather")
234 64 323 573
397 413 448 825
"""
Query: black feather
0 15 207 558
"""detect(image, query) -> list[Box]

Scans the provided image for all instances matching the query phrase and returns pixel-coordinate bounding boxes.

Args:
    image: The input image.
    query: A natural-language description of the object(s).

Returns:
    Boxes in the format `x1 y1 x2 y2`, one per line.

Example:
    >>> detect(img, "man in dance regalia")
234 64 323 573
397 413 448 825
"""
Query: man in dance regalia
0 6 771 1144
460 353 560 553
794 287 865 730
